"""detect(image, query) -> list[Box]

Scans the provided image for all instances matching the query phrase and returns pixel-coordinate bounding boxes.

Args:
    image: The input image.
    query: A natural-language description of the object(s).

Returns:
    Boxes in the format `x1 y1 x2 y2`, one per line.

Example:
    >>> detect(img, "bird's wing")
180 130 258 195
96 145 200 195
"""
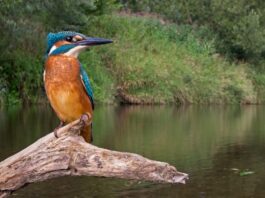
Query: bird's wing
80 64 94 110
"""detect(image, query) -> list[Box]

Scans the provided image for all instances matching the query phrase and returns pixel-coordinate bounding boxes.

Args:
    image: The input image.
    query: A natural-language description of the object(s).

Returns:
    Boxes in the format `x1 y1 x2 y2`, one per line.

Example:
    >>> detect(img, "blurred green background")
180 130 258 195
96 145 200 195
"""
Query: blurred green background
1 0 265 106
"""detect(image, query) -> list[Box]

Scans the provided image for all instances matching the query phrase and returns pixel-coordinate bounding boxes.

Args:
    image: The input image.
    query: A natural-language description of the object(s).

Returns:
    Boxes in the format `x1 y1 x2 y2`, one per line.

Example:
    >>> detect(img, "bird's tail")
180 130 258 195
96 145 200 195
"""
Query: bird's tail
81 124 93 143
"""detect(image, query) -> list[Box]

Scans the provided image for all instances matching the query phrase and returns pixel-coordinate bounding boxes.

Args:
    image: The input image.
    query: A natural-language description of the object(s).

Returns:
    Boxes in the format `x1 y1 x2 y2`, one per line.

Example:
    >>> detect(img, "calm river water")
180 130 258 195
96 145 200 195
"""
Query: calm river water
0 105 265 197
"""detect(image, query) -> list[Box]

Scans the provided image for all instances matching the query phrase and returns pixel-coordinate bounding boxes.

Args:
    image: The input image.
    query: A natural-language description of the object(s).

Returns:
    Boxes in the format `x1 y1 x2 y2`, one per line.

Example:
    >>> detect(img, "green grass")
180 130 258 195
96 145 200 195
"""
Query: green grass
80 15 257 104
0 14 261 105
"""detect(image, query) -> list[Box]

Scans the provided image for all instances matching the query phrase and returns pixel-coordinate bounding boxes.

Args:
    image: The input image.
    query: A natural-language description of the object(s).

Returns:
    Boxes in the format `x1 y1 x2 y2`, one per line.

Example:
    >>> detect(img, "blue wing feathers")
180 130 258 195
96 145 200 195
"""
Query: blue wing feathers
80 64 94 109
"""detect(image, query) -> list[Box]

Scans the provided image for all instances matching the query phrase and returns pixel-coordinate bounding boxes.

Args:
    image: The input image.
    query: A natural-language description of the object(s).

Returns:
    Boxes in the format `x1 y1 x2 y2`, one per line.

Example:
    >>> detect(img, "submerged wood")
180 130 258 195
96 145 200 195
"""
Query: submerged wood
0 118 188 198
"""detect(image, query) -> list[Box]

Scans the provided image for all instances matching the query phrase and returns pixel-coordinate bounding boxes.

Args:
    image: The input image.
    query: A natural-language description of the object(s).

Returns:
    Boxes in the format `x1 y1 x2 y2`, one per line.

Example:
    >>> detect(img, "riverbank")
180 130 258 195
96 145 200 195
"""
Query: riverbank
80 15 260 105
2 14 265 105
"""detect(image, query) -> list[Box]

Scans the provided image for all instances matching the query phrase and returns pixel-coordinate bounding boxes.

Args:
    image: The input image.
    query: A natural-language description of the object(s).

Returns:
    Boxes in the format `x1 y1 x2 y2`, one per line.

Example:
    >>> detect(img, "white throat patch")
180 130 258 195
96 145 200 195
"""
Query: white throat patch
64 46 88 58
48 45 57 55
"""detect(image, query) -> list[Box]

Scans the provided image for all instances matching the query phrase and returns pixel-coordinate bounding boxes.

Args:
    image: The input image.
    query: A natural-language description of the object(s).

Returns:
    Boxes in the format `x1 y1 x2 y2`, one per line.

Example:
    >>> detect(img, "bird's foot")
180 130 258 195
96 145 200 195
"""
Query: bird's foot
53 121 64 138
79 113 91 126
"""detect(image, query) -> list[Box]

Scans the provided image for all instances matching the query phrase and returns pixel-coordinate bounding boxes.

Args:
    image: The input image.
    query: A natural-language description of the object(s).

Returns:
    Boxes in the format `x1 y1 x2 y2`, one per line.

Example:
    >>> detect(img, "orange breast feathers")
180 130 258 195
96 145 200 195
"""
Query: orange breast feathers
44 55 93 123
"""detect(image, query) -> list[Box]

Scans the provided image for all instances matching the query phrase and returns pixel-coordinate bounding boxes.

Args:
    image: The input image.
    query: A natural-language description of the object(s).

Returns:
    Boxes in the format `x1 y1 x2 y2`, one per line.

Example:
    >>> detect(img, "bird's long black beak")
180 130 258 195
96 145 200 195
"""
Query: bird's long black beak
77 37 113 46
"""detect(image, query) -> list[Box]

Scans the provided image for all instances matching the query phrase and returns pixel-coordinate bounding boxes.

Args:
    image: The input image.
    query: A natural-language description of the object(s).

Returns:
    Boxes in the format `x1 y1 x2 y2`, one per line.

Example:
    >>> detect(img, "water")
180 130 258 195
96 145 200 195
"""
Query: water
1 105 265 197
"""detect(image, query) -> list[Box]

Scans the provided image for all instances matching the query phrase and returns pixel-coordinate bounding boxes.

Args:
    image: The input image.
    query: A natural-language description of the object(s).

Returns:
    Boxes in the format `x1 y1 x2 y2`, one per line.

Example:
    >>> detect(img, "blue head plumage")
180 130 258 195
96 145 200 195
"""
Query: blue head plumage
45 31 86 56
45 31 112 57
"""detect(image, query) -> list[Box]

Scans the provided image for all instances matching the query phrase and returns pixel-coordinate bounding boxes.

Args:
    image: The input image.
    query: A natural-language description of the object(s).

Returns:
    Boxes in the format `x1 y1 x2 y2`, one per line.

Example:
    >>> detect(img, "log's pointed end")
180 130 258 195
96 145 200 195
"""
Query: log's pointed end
172 172 189 184
152 164 188 184
158 164 188 184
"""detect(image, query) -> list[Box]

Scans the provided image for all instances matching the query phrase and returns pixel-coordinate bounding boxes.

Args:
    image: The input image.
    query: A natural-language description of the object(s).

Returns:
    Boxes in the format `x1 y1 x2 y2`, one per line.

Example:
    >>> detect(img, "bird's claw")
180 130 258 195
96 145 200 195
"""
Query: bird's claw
79 113 90 126
53 121 64 138
54 130 59 138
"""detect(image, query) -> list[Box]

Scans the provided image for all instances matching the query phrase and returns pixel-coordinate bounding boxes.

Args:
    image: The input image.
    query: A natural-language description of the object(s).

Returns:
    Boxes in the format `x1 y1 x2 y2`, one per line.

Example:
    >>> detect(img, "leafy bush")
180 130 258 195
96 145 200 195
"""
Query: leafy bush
0 52 43 105
121 0 265 63
0 0 118 105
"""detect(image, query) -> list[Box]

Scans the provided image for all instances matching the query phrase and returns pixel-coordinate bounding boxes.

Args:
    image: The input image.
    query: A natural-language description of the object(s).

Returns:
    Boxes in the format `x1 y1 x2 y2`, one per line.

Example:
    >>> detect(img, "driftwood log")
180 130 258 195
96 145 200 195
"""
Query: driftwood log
0 117 188 198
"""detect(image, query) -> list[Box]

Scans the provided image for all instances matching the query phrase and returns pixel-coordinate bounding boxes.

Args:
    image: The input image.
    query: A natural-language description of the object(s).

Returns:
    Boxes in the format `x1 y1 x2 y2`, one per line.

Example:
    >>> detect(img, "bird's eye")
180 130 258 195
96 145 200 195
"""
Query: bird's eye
65 36 73 42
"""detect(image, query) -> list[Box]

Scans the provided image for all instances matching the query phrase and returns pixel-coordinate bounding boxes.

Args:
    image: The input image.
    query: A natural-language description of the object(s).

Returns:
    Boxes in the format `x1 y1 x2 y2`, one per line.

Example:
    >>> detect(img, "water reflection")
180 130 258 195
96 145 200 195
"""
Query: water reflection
0 105 264 197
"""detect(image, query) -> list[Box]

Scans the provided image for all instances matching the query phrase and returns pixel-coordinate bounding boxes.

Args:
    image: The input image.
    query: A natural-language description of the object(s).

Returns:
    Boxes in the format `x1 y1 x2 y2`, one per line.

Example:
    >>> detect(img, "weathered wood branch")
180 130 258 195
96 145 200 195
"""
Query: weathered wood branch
0 118 188 198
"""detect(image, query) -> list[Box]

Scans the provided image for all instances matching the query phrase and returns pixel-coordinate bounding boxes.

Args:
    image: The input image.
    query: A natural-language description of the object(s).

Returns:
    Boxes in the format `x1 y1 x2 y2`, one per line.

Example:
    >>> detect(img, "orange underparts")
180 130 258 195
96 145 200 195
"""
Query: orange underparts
44 55 93 142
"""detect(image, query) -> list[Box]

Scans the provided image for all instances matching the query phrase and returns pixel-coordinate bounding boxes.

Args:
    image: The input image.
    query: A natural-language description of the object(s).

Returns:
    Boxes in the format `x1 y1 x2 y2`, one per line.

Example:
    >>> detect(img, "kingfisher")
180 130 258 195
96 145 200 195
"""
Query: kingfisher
44 31 112 143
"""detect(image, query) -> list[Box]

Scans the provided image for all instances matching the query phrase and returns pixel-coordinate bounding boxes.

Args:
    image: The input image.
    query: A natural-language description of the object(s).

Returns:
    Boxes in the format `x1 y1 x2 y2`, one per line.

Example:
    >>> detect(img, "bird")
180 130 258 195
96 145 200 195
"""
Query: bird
44 31 112 143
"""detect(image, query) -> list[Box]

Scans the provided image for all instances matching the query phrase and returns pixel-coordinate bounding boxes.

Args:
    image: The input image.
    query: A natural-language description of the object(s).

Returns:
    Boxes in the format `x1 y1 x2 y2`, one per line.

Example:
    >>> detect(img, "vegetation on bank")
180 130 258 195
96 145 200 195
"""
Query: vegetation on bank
0 0 118 105
81 15 257 105
1 1 265 105
122 0 265 63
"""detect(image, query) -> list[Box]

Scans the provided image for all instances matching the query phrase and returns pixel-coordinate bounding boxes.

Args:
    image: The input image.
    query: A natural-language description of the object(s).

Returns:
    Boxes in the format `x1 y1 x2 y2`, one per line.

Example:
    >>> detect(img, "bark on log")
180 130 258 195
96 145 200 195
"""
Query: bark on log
0 118 188 198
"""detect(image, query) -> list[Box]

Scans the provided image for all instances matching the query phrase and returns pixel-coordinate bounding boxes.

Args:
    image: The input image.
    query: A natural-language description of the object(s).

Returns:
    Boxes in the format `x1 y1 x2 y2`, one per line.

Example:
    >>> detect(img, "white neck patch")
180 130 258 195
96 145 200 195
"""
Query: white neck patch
48 45 57 55
64 45 87 58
